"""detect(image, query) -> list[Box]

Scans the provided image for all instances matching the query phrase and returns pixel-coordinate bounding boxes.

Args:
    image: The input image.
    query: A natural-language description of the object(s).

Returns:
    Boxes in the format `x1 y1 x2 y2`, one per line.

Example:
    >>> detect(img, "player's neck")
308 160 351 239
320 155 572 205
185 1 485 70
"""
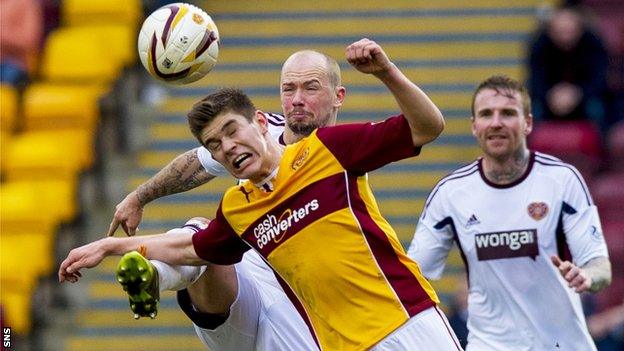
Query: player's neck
282 128 304 145
482 148 530 185
250 139 284 184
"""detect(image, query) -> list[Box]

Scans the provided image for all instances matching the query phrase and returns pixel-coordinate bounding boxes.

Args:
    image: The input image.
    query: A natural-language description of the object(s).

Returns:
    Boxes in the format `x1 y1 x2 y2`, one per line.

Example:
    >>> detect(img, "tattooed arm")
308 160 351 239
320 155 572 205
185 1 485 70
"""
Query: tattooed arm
107 149 216 236
551 256 612 293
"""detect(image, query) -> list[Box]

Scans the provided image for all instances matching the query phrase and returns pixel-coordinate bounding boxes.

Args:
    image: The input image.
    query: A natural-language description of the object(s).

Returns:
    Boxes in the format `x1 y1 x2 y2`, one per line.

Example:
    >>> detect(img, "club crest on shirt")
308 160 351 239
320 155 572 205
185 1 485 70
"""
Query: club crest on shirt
291 147 309 171
528 202 548 221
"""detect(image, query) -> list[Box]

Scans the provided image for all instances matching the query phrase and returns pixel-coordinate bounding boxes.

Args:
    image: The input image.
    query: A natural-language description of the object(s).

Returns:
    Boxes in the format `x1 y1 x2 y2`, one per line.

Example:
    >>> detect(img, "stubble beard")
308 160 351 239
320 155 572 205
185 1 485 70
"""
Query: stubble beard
288 121 319 136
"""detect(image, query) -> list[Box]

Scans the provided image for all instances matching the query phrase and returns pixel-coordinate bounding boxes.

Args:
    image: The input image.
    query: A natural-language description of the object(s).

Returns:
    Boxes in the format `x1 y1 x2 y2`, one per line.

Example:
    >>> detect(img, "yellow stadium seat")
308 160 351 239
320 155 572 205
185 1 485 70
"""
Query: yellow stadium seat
1 231 56 335
1 231 55 280
1 179 78 224
40 27 121 84
0 83 18 132
0 287 35 335
3 130 90 182
0 131 10 174
0 182 59 235
79 24 137 69
23 84 105 132
62 0 142 27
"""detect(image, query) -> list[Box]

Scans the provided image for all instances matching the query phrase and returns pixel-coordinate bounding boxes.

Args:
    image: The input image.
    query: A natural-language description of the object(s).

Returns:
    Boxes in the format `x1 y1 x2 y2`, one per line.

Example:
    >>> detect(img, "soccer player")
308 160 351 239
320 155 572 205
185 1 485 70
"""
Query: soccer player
407 75 612 350
59 38 463 350
112 48 346 350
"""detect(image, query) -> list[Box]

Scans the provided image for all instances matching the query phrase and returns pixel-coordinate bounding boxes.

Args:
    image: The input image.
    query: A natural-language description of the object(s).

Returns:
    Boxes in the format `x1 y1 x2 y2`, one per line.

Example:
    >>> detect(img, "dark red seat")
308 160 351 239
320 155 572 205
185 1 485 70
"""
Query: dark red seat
529 121 603 180
606 121 624 171
591 172 624 220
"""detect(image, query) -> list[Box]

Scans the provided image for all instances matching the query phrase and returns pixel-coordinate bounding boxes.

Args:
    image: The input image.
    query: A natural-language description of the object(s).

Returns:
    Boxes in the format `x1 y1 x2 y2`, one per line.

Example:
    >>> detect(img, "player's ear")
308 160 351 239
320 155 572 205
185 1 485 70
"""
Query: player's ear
255 110 269 133
470 116 477 137
524 113 533 136
334 85 346 108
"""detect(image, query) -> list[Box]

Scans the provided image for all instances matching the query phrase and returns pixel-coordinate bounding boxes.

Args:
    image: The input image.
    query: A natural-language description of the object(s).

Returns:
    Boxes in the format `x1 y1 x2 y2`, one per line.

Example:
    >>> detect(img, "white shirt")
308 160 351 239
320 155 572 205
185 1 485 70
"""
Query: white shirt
197 113 286 176
408 151 608 351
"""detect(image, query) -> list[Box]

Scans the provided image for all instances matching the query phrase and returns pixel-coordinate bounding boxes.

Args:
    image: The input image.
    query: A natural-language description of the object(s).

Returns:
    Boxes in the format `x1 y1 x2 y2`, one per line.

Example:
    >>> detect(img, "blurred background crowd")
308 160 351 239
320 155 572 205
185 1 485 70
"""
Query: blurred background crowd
0 0 622 350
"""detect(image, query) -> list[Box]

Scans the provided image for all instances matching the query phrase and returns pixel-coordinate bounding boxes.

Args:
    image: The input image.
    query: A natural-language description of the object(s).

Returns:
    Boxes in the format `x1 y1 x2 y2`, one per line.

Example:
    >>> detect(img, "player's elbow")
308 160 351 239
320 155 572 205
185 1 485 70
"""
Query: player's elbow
430 115 445 138
412 117 445 146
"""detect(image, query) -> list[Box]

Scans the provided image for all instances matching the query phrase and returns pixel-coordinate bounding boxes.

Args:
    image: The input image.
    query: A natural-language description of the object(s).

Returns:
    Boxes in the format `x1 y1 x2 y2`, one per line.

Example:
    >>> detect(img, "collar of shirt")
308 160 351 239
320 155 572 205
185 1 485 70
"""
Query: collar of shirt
254 166 279 193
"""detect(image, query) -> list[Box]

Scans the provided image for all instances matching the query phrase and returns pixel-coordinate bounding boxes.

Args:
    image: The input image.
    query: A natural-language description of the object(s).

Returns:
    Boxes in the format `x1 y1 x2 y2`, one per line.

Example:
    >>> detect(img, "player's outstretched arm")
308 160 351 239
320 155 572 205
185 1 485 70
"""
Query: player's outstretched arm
108 149 216 236
345 38 444 147
551 255 611 293
60 231 207 283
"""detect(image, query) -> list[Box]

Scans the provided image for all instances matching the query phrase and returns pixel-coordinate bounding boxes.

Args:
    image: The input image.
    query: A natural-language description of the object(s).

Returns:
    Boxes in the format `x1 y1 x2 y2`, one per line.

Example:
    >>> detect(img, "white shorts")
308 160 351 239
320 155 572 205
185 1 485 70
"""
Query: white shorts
371 306 463 351
181 250 318 351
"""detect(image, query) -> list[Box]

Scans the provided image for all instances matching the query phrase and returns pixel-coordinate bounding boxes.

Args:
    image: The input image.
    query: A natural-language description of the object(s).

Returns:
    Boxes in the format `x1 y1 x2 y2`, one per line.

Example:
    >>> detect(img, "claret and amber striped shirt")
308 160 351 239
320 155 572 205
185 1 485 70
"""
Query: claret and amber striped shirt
193 115 439 350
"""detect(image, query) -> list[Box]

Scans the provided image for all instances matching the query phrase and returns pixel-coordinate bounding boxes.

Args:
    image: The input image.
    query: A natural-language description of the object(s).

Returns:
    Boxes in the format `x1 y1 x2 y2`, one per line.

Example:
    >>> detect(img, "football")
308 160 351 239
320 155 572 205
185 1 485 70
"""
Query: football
137 3 219 85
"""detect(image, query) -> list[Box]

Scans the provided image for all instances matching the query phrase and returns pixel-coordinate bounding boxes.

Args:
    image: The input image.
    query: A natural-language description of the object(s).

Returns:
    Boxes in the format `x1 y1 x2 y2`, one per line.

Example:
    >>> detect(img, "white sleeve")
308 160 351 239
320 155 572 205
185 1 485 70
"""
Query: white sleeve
561 170 609 266
407 186 455 280
196 146 230 177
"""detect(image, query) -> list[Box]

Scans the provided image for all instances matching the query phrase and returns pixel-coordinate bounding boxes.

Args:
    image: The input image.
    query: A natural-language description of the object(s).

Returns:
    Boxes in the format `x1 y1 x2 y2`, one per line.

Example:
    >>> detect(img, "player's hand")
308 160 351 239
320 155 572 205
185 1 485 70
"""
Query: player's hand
551 255 592 293
108 192 144 237
58 239 110 283
346 38 393 76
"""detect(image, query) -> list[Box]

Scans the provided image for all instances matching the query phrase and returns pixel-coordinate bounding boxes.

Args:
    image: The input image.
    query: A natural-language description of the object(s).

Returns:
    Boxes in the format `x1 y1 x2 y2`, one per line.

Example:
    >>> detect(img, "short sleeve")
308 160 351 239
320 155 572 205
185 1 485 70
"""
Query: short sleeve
197 147 230 177
192 204 250 264
561 170 609 266
407 185 455 280
316 115 420 174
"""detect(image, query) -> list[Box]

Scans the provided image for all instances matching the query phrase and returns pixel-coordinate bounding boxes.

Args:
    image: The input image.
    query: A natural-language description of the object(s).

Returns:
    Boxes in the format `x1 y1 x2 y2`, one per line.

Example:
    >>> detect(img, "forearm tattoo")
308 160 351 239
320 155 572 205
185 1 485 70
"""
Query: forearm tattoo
583 256 612 293
136 150 214 206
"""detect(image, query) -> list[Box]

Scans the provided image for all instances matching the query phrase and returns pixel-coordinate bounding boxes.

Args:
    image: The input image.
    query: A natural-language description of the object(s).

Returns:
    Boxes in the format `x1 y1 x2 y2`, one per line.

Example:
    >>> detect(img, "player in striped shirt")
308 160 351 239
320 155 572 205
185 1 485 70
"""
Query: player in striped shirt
408 75 612 350
59 39 462 350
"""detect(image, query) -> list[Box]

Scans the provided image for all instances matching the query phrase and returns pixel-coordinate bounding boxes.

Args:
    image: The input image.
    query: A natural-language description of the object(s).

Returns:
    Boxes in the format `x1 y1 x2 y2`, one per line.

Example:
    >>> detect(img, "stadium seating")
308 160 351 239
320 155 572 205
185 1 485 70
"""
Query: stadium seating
81 24 137 69
529 120 603 179
0 84 18 133
38 27 120 84
0 178 75 335
591 171 624 220
606 121 624 171
0 231 55 334
3 130 88 182
23 85 104 133
61 0 142 27
0 0 141 341
0 131 9 175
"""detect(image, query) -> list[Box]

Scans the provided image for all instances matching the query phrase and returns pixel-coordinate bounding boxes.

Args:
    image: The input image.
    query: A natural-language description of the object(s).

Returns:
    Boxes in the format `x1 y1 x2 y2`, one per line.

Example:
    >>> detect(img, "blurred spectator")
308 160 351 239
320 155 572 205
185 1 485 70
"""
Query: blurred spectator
38 0 61 41
528 6 610 132
0 0 43 87
580 0 624 128
588 298 624 351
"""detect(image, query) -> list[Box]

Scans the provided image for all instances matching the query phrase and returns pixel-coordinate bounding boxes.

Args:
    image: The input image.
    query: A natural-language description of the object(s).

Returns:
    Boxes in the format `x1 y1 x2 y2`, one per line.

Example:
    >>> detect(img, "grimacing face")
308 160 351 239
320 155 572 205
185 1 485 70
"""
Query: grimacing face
280 53 342 136
471 88 532 161
200 111 273 182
